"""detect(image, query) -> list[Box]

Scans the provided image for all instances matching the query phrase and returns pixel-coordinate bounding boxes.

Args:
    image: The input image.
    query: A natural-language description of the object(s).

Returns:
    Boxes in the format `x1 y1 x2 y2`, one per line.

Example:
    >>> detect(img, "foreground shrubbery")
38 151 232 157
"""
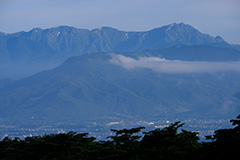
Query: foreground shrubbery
1 115 239 160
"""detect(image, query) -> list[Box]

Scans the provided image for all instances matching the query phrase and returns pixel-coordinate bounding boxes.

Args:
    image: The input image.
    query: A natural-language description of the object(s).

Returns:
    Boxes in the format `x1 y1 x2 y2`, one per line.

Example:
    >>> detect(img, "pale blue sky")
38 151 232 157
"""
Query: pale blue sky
0 0 240 44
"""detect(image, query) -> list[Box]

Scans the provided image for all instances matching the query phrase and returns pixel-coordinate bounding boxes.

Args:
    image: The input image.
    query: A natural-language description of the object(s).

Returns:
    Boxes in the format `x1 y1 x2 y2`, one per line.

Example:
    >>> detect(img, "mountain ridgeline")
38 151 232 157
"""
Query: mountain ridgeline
0 52 240 128
0 23 240 139
0 23 234 78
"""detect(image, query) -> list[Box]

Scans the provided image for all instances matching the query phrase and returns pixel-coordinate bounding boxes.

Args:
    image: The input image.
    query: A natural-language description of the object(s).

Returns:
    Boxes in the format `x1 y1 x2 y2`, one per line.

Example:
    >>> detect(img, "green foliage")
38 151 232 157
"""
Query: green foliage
140 122 200 160
0 132 96 160
1 115 239 160
109 127 145 146
106 127 145 159
205 114 240 159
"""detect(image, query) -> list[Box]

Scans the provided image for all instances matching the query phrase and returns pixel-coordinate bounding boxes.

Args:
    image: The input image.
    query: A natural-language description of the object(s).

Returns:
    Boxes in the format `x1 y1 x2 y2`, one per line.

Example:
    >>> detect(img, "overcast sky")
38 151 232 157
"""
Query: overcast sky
0 0 239 44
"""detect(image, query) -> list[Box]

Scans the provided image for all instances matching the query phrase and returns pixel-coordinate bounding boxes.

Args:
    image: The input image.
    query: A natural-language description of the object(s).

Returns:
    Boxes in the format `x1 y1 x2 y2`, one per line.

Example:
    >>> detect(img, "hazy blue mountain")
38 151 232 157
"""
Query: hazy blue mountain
233 92 240 99
0 23 233 78
1 53 240 128
147 45 240 61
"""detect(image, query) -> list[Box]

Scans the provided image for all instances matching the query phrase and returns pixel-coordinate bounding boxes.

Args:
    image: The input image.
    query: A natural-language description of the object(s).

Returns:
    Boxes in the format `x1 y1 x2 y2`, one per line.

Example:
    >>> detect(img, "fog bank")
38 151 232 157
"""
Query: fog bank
109 54 240 73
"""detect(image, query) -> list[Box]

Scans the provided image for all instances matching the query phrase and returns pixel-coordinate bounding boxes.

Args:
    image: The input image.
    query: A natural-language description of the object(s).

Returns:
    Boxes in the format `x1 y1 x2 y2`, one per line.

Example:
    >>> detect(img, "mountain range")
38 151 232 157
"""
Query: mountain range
0 23 235 79
0 23 240 138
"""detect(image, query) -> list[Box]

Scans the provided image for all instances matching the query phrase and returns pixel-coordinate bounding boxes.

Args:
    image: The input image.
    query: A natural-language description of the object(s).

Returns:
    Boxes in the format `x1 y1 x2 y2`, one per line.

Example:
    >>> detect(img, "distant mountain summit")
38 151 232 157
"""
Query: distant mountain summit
0 23 234 78
156 23 228 47
1 24 240 136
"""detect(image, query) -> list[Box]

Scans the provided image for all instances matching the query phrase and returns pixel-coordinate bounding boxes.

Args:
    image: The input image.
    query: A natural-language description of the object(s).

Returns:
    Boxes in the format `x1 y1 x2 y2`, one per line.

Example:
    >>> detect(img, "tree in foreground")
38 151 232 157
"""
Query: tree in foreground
140 121 200 160
205 114 240 159
0 114 240 160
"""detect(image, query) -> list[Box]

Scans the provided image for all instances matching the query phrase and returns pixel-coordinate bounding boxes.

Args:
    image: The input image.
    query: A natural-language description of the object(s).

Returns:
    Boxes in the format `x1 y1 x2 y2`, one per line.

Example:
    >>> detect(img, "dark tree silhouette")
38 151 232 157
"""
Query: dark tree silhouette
205 114 240 160
140 121 200 160
1 115 240 160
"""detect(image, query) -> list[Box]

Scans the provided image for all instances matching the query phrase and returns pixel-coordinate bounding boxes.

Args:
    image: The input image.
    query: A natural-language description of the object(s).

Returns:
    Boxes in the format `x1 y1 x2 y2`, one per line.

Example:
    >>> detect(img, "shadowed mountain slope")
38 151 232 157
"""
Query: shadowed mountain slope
0 53 240 127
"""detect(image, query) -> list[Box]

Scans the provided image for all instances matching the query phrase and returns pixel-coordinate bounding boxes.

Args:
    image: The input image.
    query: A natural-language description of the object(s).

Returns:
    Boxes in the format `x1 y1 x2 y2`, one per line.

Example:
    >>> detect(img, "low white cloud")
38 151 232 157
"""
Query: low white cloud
109 53 240 74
